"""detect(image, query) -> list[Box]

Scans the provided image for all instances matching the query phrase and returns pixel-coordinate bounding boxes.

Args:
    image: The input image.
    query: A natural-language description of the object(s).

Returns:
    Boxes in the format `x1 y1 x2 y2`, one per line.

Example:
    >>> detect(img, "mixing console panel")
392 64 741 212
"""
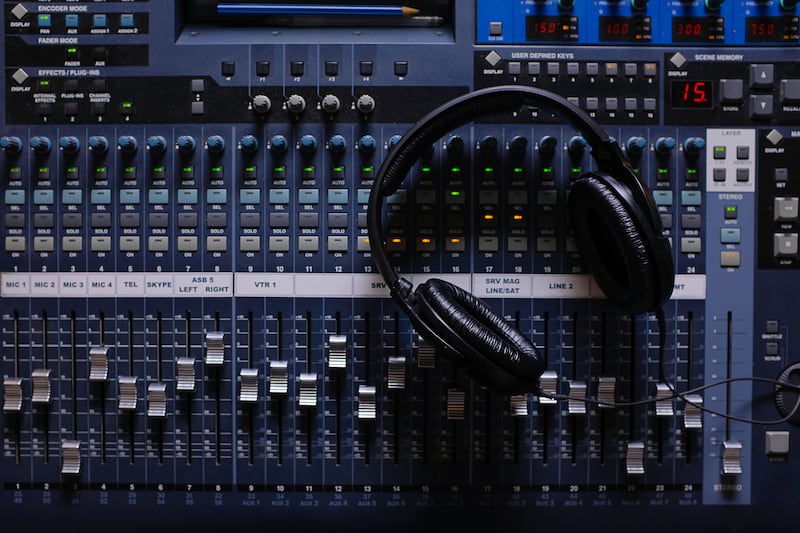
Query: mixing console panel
2 1 800 531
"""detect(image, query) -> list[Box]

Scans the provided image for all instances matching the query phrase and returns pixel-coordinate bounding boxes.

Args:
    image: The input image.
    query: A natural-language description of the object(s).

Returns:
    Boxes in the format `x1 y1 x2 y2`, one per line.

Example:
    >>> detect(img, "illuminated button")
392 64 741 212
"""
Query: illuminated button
445 236 465 252
357 236 371 252
416 236 435 252
386 237 406 252
774 233 799 257
38 14 51 28
721 251 741 267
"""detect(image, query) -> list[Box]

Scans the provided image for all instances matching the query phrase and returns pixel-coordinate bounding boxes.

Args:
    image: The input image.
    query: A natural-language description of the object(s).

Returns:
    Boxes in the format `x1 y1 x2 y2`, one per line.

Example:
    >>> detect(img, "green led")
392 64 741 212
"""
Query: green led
122 102 133 109
513 167 523 173
9 167 20 175
571 167 582 173
451 167 461 173
153 166 164 173
363 166 373 172
212 166 222 172
687 168 698 174
274 166 285 172
183 166 193 172
67 47 78 54
484 167 494 173
450 190 462 197
124 166 135 173
542 167 553 173
421 166 431 173
333 166 344 172
658 168 668 174
39 80 50 87
303 166 314 172
726 206 737 212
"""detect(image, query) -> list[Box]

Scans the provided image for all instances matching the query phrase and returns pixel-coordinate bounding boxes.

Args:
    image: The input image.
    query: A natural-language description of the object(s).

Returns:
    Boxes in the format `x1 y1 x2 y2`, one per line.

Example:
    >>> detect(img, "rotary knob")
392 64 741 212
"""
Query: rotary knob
176 135 196 155
705 0 724 9
321 94 341 115
356 94 376 115
568 135 587 156
683 137 706 157
509 135 528 156
0 136 23 154
117 135 138 155
538 135 558 157
270 135 288 154
31 136 52 155
59 136 80 155
299 134 317 154
206 135 225 154
358 135 376 154
328 134 346 154
240 134 259 154
252 94 271 115
626 136 647 157
655 136 676 155
446 135 464 157
388 134 403 150
775 362 800 425
631 0 649 9
479 135 498 155
146 135 167 155
88 136 109 155
286 94 306 115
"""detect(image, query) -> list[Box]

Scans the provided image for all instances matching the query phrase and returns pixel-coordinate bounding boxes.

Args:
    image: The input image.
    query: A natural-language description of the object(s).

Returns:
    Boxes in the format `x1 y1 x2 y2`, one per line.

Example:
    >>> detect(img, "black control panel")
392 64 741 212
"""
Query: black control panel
2 1 800 531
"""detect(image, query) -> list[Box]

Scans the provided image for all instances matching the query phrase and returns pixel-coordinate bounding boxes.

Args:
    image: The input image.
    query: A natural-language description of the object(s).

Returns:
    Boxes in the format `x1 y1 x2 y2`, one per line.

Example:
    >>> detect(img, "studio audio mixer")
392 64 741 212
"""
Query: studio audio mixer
3 0 800 530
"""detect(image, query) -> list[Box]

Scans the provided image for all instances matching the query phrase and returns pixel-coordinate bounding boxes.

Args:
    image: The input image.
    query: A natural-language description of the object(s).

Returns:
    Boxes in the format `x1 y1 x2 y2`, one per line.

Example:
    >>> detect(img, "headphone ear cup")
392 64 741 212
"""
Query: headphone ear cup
567 172 668 314
414 278 544 393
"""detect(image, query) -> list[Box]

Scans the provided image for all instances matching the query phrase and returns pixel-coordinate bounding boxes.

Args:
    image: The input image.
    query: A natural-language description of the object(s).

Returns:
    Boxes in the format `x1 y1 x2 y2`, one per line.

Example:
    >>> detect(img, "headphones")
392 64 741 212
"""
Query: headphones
367 85 675 395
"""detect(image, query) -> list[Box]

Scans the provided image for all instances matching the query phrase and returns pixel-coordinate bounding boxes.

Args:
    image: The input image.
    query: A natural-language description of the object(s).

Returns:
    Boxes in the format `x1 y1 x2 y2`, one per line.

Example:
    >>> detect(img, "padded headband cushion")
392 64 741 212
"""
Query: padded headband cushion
567 172 662 314
414 278 545 392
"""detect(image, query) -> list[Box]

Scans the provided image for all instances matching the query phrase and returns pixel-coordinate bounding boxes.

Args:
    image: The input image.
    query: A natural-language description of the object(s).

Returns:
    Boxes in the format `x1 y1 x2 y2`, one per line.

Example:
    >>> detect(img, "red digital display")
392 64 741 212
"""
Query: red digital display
599 16 651 42
670 80 713 109
745 16 798 43
524 15 578 41
672 17 724 42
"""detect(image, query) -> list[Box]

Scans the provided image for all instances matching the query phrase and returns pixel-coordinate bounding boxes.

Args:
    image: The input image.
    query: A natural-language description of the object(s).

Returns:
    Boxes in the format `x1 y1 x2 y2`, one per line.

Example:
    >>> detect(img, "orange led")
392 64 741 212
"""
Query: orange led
391 238 402 244
513 214 524 221
450 237 462 243
420 237 432 244
483 213 495 221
